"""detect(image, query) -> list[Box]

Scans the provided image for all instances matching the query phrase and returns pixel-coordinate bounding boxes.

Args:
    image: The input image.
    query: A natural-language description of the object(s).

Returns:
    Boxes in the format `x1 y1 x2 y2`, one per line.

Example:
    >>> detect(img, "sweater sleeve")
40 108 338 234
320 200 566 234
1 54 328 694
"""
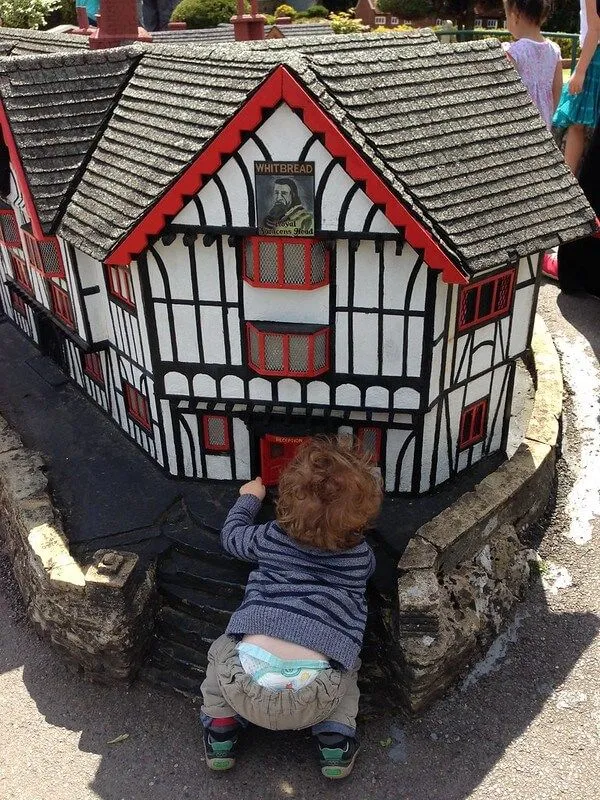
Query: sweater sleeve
220 494 267 562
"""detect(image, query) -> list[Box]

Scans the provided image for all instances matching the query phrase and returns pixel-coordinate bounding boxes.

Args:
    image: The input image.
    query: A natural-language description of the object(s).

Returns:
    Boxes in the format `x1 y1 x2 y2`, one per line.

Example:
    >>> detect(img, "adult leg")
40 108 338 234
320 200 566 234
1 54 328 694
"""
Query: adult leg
158 0 176 30
142 0 159 32
564 124 587 175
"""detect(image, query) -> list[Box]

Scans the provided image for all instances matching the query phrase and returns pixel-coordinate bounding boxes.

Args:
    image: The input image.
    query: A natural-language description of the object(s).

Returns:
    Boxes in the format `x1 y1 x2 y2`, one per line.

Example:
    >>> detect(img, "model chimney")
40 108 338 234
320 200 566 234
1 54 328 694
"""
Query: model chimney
231 0 266 41
89 0 152 49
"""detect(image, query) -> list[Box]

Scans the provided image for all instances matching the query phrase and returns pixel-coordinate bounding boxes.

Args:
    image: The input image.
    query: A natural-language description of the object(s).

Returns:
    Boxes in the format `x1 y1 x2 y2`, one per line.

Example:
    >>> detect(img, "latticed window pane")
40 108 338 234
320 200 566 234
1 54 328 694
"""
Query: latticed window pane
37 239 63 277
264 334 284 371
259 241 278 283
283 243 306 285
459 288 477 327
310 242 326 283
288 335 309 372
0 213 19 245
244 240 254 280
361 428 379 455
313 331 327 370
207 416 226 447
494 274 512 312
249 325 260 366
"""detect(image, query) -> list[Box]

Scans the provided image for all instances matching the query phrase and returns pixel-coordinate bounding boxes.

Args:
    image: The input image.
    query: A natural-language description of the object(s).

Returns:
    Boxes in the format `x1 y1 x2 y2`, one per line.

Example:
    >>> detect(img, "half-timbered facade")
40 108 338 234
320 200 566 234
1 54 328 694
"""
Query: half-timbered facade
0 30 596 494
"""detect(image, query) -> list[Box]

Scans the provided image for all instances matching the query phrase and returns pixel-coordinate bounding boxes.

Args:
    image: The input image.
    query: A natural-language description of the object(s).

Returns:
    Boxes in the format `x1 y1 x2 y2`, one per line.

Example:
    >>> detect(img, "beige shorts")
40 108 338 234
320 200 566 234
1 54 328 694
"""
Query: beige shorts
201 634 360 732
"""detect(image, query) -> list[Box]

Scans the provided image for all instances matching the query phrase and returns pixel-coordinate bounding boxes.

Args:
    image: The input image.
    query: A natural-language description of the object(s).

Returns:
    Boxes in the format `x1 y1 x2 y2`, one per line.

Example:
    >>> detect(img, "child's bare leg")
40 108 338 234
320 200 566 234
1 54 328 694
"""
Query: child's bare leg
564 124 587 175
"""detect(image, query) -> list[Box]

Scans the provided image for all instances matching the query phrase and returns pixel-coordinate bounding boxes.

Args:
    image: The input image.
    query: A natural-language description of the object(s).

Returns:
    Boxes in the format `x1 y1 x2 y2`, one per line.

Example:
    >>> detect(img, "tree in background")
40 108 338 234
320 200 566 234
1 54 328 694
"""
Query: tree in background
0 0 60 28
546 0 579 33
378 0 434 18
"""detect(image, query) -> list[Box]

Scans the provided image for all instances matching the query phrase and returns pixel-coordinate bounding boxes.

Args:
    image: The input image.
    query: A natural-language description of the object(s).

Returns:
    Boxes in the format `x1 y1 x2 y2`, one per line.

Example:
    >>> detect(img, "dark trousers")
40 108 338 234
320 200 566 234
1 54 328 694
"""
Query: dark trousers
143 0 176 31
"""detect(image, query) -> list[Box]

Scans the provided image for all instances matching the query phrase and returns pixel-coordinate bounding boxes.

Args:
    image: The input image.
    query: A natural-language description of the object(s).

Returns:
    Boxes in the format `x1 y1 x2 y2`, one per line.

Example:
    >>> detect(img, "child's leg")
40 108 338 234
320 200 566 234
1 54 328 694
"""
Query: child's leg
312 666 361 779
200 635 246 771
564 124 587 175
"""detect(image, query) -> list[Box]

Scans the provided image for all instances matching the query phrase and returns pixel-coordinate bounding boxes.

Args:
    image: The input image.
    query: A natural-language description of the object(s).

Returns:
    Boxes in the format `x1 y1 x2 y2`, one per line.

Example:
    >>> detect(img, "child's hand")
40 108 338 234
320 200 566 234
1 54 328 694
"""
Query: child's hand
239 477 266 501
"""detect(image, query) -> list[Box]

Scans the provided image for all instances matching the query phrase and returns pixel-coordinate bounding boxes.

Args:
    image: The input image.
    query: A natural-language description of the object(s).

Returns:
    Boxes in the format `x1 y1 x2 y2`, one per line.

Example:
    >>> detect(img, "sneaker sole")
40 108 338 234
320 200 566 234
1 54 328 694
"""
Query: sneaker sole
321 749 358 780
206 755 236 771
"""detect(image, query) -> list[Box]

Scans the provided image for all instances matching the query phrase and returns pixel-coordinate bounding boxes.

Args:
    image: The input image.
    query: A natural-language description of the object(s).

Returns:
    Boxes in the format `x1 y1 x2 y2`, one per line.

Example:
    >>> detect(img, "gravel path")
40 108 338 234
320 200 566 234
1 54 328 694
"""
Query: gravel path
1 283 599 800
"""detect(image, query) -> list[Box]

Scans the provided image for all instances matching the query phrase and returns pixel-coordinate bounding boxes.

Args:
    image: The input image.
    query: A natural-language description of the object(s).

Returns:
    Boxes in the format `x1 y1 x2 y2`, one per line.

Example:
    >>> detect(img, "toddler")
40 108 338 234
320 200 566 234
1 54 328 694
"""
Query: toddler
200 436 382 779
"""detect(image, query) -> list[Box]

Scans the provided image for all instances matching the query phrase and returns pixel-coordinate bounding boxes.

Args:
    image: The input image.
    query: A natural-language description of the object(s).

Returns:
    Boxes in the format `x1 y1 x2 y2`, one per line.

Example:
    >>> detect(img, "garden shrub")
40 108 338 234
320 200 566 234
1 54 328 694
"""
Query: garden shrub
274 4 297 18
305 4 329 18
0 0 60 29
171 0 240 29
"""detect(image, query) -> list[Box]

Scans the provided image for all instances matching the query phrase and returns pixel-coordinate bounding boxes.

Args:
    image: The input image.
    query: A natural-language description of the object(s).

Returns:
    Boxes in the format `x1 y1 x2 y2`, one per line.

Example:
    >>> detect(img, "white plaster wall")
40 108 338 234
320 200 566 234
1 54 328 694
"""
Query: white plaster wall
233 417 251 480
386 428 414 493
73 248 109 342
243 284 329 325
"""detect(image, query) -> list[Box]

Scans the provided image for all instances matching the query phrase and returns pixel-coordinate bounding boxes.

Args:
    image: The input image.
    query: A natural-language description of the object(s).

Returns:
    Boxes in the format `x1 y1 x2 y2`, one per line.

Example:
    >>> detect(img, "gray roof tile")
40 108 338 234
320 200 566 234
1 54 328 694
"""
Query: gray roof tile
0 46 142 232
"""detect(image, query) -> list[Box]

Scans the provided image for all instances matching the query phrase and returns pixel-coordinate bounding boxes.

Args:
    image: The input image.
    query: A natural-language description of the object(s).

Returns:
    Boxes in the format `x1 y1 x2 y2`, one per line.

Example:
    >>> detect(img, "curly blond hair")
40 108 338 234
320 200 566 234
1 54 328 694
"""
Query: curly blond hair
275 435 382 551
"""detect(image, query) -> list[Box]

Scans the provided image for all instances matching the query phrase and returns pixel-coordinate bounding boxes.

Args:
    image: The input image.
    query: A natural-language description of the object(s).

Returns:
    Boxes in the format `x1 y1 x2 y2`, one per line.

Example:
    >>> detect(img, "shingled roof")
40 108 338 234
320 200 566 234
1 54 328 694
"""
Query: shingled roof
58 31 436 259
150 22 333 44
0 46 142 233
0 27 88 56
0 29 594 276
307 38 596 270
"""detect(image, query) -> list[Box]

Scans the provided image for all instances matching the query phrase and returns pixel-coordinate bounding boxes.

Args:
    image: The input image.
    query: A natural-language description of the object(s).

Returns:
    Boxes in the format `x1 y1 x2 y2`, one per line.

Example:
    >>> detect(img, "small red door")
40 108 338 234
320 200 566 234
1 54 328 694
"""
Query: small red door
260 434 307 486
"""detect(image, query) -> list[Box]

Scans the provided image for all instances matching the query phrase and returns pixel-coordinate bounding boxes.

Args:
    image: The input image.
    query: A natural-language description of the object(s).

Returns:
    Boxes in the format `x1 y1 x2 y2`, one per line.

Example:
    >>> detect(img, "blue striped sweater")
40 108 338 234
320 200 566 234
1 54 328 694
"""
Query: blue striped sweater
222 494 375 670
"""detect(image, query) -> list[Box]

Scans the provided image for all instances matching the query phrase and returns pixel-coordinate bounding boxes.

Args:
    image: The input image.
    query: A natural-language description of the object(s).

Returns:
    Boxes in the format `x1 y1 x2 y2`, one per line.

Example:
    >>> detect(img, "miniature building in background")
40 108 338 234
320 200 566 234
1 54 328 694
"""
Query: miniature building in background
0 28 595 494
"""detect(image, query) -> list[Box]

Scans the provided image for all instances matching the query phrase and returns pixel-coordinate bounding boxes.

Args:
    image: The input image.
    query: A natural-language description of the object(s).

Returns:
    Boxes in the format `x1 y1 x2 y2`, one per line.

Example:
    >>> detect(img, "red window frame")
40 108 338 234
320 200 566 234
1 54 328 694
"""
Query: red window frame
243 237 329 290
357 427 382 463
123 382 152 432
459 398 488 450
48 282 75 329
105 263 135 308
457 268 516 332
246 322 330 378
202 415 231 453
10 289 27 317
0 207 20 247
82 352 104 386
20 230 66 278
10 252 32 291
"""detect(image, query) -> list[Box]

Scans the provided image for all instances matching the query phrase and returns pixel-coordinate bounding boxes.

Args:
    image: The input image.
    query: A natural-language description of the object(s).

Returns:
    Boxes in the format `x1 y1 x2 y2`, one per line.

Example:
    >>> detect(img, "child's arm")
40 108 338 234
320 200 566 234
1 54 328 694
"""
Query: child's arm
552 57 564 112
569 0 600 95
220 478 267 562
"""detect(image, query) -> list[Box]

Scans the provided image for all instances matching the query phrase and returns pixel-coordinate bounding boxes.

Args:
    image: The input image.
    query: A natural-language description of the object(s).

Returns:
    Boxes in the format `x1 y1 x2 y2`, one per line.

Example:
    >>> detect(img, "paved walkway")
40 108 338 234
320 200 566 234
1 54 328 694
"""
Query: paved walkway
0 283 599 799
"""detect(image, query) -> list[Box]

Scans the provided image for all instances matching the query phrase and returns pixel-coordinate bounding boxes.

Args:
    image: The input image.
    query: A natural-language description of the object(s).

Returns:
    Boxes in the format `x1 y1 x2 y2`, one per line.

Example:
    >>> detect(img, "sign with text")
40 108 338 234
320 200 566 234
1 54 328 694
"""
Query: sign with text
255 162 315 236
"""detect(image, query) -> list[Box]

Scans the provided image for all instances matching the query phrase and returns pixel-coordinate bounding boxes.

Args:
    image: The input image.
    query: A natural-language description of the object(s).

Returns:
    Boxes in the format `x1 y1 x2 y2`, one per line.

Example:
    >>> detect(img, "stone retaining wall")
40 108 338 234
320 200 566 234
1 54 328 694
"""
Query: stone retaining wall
0 416 157 682
385 316 561 712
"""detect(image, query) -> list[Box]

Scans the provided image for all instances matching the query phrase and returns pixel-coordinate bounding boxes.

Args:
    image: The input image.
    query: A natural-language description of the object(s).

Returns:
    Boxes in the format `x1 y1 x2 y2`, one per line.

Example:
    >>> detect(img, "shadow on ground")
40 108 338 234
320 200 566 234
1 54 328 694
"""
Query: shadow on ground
1 543 597 800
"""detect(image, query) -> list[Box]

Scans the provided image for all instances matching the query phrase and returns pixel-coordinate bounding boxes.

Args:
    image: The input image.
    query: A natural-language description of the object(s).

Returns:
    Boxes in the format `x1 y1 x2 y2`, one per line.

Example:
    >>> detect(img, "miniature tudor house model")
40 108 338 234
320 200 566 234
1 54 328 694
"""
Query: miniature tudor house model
0 25 596 495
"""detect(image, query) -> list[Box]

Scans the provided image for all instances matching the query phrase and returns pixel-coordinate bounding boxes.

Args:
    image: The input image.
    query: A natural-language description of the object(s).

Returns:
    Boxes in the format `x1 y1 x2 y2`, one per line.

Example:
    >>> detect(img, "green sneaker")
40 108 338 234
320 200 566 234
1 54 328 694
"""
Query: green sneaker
203 725 240 771
314 733 360 779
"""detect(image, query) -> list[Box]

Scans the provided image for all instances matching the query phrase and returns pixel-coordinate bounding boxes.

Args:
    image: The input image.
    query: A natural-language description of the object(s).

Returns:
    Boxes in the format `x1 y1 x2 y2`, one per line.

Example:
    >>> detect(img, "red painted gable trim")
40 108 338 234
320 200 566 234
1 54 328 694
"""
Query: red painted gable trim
0 99 44 239
107 66 466 284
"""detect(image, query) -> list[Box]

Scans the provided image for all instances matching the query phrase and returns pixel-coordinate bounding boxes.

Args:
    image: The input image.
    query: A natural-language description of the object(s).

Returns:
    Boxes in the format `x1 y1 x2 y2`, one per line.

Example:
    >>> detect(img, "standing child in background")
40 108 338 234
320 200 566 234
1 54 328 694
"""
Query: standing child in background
503 0 563 130
553 0 600 174
503 1 563 279
200 436 382 779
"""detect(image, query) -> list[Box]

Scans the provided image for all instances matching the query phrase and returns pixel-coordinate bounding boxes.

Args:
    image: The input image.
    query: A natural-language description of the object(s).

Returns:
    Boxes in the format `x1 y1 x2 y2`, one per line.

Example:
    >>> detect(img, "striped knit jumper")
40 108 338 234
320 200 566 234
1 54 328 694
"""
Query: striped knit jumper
222 495 375 671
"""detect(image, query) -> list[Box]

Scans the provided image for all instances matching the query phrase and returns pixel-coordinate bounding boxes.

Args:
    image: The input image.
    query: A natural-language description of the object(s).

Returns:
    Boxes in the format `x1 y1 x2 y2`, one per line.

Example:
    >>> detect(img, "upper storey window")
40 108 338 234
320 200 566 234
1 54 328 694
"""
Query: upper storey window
0 205 20 247
458 268 515 332
247 321 329 378
105 263 135 309
21 229 66 279
243 238 329 290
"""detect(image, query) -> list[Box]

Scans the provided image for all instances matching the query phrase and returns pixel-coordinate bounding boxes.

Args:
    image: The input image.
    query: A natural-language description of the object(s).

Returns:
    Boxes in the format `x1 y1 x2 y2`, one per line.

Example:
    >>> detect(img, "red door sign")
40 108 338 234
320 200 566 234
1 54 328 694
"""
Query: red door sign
260 434 307 486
